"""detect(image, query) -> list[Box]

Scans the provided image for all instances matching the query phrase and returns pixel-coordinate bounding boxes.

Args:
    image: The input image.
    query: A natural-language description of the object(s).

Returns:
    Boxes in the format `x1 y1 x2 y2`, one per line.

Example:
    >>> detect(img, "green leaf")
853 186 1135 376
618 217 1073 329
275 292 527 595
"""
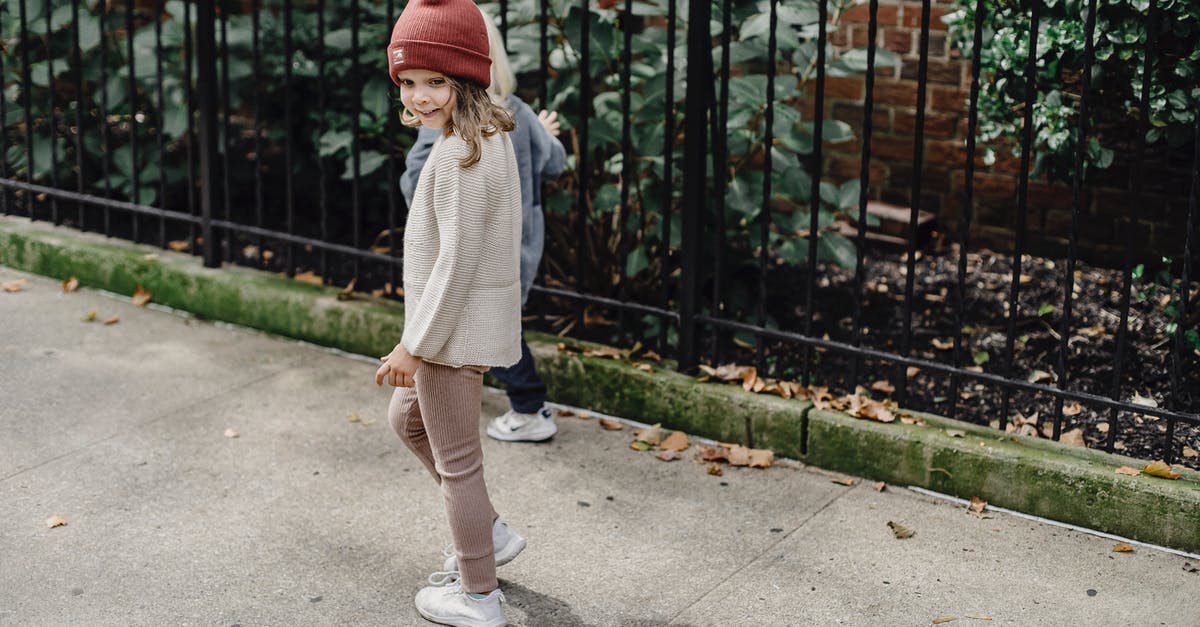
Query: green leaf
817 232 858 269
973 350 990 366
625 246 649 278
1038 303 1055 316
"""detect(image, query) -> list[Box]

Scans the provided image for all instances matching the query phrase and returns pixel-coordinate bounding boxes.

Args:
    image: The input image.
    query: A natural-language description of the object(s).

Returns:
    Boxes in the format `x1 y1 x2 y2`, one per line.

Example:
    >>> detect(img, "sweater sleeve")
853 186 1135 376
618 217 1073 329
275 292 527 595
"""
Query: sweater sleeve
513 98 566 182
399 139 489 359
399 127 440 207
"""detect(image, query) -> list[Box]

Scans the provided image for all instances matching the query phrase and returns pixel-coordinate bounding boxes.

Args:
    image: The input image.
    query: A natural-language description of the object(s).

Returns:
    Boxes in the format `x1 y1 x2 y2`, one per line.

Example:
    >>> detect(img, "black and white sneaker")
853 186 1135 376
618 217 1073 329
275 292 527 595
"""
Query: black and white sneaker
485 407 557 442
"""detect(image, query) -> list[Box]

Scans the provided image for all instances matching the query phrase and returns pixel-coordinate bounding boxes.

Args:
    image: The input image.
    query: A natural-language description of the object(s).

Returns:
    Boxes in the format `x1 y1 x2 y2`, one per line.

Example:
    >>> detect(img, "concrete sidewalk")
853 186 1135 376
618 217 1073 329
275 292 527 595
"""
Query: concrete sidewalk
2 266 1197 627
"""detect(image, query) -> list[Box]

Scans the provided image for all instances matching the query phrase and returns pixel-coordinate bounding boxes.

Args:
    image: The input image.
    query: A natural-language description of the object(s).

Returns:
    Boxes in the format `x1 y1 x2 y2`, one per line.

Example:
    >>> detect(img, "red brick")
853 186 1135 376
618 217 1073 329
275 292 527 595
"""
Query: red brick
924 139 965 166
852 26 870 48
900 59 963 85
952 171 1019 197
831 103 891 130
823 76 864 100
883 29 913 55
902 3 949 30
830 29 850 47
871 135 917 161
871 81 918 107
930 86 969 110
842 3 899 25
893 110 958 138
825 155 889 183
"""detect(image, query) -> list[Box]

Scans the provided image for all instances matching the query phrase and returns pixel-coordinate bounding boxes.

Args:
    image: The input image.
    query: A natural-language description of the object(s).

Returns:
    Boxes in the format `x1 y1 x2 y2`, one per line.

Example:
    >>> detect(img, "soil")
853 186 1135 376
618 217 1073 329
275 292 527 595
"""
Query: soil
768 244 1200 469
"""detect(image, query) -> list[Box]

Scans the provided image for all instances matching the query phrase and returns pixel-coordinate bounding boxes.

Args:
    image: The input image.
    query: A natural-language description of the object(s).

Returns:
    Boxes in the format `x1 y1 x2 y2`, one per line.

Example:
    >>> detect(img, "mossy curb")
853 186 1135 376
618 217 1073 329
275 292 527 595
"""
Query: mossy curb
3 216 1197 552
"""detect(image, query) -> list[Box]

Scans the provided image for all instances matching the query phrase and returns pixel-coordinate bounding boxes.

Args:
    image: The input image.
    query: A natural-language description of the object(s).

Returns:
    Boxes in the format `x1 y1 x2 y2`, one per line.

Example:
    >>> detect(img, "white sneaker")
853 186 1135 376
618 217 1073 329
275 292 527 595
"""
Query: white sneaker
415 571 506 627
486 407 557 442
442 519 526 572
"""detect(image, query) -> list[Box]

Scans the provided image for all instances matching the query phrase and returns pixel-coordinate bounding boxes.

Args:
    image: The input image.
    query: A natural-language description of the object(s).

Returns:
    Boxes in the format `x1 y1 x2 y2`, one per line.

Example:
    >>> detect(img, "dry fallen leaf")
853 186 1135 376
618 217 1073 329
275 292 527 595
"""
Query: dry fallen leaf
873 481 887 492
102 315 120 325
1142 460 1181 480
45 514 67 529
599 418 623 431
968 497 987 515
1059 428 1086 447
658 430 689 452
887 521 914 539
831 477 857 486
576 411 592 420
223 428 240 439
1113 543 1135 553
931 618 956 625
706 463 723 476
1063 401 1083 416
871 380 896 394
1184 446 1198 459
630 440 653 452
167 240 190 252
294 271 323 286
727 445 752 467
583 346 624 360
141 253 159 261
655 450 680 462
1115 466 1141 476
931 338 953 350
696 445 728 463
2 279 27 293
1026 369 1054 383
633 362 653 373
633 423 663 445
62 276 79 292
747 448 774 468
132 285 152 307
1096 422 1110 433
906 367 920 378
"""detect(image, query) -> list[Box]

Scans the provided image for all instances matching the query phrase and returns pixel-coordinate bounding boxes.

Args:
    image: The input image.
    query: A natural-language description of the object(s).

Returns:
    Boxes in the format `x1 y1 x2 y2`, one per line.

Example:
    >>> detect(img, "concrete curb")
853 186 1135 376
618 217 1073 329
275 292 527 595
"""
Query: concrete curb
3 216 1197 552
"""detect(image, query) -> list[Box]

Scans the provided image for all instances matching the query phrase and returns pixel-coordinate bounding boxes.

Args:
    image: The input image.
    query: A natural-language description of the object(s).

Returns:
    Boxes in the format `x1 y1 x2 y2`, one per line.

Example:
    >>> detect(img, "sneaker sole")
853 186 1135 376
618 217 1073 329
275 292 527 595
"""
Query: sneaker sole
416 607 506 627
485 422 557 442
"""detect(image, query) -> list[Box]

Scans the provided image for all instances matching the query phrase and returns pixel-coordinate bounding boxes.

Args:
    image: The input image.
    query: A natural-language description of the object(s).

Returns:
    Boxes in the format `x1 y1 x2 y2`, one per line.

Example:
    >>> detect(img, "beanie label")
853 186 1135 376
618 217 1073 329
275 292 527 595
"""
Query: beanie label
391 47 405 66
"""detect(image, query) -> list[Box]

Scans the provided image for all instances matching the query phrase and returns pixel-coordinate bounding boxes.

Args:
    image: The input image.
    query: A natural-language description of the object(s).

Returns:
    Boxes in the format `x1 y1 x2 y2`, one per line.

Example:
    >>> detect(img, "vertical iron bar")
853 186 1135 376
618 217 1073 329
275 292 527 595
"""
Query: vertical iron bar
1053 0 1098 439
678 0 712 371
155 0 167 246
660 0 678 353
218 0 232 261
351 0 362 282
252 0 263 262
98 1 112 234
1105 0 1158 452
386 0 399 291
20 0 34 218
998 0 1041 431
849 0 880 390
802 0 828 387
72 0 84 229
500 0 509 44
196 0 219 268
899 0 932 404
949 0 986 420
756 0 778 374
1167 117 1199 463
709 0 731 364
45 0 59 224
183 0 196 245
126 0 139 241
0 1 8 215
539 0 548 108
575 0 591 317
617 0 634 340
283 0 295 276
317 0 328 279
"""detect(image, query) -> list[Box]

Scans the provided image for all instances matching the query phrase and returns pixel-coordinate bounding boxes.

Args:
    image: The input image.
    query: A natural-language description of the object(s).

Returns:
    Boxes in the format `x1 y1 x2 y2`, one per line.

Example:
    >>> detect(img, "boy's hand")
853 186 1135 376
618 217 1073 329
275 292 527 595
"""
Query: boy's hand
537 110 561 137
375 344 422 387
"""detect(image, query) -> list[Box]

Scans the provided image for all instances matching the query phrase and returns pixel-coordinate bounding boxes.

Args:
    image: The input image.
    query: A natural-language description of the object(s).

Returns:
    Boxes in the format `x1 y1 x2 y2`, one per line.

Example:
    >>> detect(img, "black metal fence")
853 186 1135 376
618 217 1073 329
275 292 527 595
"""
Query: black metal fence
2 0 1197 465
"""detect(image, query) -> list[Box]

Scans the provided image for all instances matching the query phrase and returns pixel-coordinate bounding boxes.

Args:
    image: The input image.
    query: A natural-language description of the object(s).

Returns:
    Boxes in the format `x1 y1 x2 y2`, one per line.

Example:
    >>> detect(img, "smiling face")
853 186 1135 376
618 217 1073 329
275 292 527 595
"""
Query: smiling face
396 69 457 130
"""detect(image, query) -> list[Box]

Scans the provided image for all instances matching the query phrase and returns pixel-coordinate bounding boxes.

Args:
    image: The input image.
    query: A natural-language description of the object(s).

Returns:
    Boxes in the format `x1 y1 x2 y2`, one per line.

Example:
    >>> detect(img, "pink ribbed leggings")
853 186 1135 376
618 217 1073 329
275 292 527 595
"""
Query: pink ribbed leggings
388 360 499 593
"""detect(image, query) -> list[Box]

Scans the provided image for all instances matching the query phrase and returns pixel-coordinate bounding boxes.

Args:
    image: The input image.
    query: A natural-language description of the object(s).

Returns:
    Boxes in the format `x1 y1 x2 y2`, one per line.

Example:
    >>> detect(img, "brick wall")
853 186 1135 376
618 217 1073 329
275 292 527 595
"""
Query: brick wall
820 0 1196 266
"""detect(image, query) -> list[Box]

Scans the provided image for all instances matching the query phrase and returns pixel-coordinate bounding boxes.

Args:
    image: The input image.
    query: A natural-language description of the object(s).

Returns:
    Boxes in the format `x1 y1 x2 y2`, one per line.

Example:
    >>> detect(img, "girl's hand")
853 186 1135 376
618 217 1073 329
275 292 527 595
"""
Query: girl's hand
537 110 561 137
375 344 422 387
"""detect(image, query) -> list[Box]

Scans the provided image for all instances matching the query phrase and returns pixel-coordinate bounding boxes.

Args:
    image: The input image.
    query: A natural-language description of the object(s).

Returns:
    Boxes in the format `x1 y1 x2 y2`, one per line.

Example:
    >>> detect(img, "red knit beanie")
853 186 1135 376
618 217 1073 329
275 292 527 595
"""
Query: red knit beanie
387 0 491 88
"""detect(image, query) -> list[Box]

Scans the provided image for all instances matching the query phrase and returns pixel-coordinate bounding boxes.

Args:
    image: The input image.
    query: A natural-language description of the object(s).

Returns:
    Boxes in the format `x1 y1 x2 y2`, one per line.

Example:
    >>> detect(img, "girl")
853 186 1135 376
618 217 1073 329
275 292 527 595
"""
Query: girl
400 8 568 444
376 1 523 624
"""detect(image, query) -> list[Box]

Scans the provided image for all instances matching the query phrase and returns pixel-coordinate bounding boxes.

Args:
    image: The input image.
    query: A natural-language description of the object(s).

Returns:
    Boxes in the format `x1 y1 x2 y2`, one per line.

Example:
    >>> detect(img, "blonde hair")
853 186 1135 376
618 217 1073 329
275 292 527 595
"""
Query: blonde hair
479 6 516 103
399 76 514 168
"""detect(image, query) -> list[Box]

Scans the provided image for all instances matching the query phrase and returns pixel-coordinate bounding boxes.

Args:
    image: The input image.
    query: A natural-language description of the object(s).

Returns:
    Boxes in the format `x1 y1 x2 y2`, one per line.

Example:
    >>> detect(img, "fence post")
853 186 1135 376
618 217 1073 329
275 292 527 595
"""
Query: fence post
196 0 220 268
677 0 712 372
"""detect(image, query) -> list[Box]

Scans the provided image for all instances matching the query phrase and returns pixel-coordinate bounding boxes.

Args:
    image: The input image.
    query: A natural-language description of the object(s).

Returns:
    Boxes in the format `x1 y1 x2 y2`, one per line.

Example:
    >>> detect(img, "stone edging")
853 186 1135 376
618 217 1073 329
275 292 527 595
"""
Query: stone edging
2 216 1197 552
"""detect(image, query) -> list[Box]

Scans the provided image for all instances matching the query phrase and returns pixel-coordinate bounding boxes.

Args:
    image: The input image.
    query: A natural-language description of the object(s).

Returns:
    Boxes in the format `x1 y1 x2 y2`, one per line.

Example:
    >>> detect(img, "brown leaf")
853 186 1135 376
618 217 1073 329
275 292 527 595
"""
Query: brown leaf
555 409 576 418
1096 421 1110 433
831 477 857 486
931 618 957 625
1112 543 1135 553
642 350 663 362
1063 401 1083 416
906 367 920 378
167 240 190 252
102 315 120 325
630 440 653 452
872 481 887 492
1114 466 1141 476
931 338 953 350
293 271 323 286
223 428 240 438
706 463 723 476
583 346 624 360
658 430 689 452
968 496 987 514
870 379 896 394
633 423 663 445
727 445 752 467
62 276 79 292
1059 428 1086 447
131 285 152 307
45 514 67 529
633 362 653 373
2 279 27 293
576 411 592 420
887 521 914 539
696 445 728 463
1026 369 1054 383
747 449 774 468
1142 460 1181 480
655 449 680 462
1183 446 1198 459
598 418 623 431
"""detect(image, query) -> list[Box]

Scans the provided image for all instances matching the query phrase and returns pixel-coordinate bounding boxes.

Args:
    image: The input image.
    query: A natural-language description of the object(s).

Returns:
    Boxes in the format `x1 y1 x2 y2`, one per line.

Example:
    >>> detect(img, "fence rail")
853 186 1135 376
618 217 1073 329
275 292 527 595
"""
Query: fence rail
2 0 1197 465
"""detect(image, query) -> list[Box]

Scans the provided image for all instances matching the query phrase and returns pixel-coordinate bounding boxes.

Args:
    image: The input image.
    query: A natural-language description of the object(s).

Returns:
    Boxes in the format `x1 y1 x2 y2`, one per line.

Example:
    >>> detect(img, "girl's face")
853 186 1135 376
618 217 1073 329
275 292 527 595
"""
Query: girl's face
396 69 456 130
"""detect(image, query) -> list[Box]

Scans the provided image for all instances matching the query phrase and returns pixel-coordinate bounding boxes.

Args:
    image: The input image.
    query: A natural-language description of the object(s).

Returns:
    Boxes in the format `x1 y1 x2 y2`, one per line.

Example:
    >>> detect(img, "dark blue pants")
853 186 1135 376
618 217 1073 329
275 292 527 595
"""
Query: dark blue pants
490 333 546 414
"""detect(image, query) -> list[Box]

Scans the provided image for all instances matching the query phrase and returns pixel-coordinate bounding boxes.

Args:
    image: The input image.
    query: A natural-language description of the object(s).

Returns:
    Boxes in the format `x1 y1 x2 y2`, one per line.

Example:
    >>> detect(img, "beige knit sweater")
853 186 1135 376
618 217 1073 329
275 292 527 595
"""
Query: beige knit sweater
400 132 523 368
